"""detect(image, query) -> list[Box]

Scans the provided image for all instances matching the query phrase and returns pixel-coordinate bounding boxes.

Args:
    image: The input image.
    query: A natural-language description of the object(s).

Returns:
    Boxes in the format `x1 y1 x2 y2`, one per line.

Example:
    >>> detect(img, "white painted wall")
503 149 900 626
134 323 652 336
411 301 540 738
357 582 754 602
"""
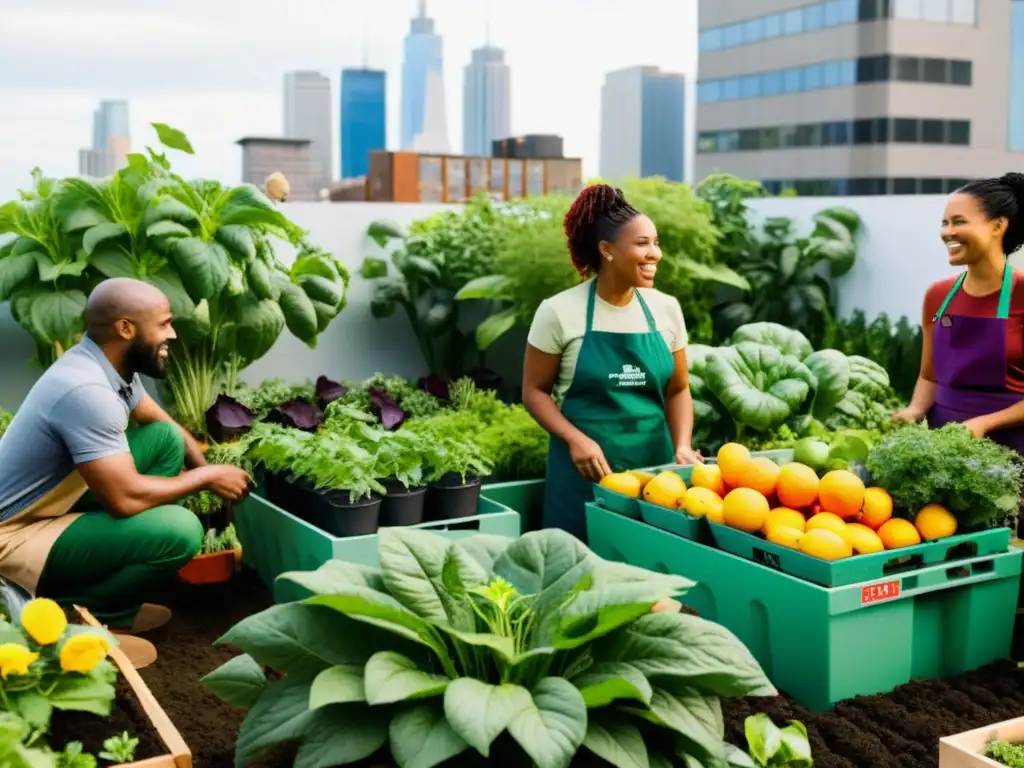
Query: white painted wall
0 194 1010 410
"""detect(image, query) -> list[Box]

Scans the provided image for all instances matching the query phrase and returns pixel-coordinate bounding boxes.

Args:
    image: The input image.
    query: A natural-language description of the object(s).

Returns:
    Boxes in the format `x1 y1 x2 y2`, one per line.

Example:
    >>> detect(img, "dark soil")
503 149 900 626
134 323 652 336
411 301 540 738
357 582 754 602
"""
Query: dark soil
71 569 1024 768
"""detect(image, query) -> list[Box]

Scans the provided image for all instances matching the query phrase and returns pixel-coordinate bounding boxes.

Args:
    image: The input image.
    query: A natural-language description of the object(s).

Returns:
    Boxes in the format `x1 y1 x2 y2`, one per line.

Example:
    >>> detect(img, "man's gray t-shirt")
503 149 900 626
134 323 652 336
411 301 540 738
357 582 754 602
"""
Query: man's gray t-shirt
0 336 143 522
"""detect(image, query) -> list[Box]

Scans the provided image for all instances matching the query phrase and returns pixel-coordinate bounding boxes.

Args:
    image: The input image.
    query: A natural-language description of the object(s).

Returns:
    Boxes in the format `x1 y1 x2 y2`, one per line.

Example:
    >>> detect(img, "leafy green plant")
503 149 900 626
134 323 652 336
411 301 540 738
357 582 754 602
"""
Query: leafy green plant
97 732 138 764
202 524 240 555
201 527 776 768
362 196 508 377
986 737 1024 767
729 714 812 768
0 123 349 435
829 311 923 401
0 410 12 440
865 423 1024 529
56 740 97 768
713 208 861 347
695 174 769 272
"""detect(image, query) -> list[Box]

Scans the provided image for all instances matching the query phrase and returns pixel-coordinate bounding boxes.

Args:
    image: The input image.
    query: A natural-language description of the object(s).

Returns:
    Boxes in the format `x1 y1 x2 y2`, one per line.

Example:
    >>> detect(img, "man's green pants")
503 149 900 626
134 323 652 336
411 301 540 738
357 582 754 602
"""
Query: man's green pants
37 422 203 628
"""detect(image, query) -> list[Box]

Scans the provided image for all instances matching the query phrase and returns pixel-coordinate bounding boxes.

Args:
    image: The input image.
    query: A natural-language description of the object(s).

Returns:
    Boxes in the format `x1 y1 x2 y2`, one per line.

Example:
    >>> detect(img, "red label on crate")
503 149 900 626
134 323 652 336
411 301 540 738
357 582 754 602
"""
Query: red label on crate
860 580 901 605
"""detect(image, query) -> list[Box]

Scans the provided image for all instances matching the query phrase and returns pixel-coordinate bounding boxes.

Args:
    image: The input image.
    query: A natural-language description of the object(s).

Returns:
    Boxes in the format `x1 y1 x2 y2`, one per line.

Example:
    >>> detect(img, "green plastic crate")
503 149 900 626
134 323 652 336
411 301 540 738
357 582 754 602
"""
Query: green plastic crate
708 521 1011 587
585 503 1022 712
235 493 521 603
480 478 545 533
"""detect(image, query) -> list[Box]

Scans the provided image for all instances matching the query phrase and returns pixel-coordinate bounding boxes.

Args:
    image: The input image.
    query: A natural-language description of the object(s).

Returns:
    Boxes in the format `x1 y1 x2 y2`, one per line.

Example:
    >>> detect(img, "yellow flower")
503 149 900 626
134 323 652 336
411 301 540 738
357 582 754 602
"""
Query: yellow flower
20 598 67 645
59 634 111 674
0 643 39 678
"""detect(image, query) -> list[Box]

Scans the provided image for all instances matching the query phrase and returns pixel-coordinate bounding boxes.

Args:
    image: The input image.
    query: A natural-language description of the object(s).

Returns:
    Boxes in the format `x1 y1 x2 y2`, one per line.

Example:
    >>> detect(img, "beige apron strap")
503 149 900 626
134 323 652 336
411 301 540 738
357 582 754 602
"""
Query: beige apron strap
0 473 89 595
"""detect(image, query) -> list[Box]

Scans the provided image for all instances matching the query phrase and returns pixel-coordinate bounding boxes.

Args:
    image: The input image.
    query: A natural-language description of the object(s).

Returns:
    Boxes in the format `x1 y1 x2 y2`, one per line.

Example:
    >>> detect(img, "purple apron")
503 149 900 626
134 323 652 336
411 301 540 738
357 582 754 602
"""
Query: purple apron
926 265 1024 455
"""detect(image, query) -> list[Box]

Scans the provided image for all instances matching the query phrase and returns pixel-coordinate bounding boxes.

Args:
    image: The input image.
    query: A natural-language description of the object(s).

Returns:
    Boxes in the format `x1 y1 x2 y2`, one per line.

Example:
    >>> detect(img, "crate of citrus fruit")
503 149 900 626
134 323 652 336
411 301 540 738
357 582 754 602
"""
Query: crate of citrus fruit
595 440 1011 588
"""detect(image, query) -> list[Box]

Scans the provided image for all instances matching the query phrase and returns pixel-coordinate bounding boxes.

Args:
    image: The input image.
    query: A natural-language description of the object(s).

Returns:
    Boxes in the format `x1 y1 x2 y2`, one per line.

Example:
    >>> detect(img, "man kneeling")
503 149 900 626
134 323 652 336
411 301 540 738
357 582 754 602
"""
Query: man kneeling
0 278 251 665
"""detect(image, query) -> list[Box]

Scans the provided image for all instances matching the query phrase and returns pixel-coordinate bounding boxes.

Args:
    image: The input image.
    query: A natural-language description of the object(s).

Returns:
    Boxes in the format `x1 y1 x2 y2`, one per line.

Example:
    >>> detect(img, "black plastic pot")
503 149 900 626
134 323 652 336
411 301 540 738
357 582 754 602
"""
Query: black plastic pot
426 473 482 521
309 491 382 537
269 475 320 521
379 478 426 527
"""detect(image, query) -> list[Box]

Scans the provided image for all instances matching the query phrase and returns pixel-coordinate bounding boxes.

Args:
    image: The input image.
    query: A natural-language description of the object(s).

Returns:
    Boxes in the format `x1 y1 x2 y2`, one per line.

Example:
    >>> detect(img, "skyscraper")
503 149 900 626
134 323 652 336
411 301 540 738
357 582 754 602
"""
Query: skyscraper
695 0 1020 195
463 45 511 157
283 71 332 193
600 66 686 182
78 100 130 178
401 0 449 151
340 68 387 179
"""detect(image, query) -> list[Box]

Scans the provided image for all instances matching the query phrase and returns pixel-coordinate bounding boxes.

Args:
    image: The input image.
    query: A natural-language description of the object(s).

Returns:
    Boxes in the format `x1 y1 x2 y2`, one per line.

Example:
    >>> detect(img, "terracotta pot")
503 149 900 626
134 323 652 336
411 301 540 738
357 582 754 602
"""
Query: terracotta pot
178 548 238 585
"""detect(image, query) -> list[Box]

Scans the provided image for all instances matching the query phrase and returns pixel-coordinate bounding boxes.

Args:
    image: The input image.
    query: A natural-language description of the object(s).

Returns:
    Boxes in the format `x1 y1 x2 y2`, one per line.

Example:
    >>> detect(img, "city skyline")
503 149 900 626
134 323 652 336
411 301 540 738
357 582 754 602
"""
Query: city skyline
0 0 697 201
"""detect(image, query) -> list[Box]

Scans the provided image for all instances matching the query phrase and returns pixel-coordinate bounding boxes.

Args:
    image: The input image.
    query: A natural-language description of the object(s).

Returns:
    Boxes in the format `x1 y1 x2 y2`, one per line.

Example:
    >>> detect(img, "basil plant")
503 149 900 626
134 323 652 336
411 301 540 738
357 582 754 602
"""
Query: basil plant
202 528 776 768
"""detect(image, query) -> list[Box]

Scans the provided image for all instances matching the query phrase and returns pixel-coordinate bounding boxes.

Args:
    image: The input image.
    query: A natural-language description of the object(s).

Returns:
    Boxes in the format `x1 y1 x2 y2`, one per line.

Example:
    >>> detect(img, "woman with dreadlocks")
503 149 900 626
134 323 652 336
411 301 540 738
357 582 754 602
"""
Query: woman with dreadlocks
522 184 702 541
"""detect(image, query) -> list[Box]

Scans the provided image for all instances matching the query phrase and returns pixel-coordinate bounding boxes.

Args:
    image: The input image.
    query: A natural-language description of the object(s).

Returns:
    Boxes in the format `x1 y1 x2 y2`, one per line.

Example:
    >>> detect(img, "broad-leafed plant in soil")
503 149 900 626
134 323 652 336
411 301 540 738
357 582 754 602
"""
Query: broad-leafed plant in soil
0 123 349 436
202 528 776 768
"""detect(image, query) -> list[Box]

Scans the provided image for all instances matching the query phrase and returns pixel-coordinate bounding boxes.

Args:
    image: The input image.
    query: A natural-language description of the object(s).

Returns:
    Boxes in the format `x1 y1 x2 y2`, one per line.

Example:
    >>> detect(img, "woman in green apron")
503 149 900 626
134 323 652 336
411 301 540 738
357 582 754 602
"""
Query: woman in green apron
522 184 703 542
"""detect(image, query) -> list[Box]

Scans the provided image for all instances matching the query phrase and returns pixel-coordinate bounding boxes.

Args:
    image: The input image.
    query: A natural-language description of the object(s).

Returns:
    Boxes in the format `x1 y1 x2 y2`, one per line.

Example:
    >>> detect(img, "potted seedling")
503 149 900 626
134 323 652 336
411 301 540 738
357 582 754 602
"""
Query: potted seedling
421 434 492 521
179 524 241 585
374 429 428 526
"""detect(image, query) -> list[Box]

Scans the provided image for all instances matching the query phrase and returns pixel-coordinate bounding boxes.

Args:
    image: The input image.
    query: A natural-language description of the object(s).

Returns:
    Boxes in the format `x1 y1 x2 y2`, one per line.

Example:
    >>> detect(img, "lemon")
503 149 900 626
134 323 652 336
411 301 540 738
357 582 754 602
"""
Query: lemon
914 504 958 541
643 471 687 509
799 528 852 560
681 487 724 519
845 523 885 555
598 473 643 498
765 525 803 550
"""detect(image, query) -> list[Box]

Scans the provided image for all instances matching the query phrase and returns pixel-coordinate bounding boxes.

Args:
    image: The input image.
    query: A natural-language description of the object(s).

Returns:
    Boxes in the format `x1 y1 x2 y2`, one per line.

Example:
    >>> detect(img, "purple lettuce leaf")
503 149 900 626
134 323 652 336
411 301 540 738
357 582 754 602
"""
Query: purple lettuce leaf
205 395 254 443
468 366 503 393
315 375 347 406
270 397 324 431
368 387 407 430
418 373 451 401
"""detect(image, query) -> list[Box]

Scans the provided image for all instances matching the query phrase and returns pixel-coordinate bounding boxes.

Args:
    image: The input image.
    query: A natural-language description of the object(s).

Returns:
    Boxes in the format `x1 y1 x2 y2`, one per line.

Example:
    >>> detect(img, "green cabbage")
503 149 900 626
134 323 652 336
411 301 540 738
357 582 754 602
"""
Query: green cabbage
730 322 813 360
803 349 851 420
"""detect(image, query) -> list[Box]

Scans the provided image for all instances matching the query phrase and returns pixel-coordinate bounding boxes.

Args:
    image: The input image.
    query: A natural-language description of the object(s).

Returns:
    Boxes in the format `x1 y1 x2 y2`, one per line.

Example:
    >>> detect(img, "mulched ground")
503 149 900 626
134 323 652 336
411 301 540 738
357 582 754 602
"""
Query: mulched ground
85 569 1024 768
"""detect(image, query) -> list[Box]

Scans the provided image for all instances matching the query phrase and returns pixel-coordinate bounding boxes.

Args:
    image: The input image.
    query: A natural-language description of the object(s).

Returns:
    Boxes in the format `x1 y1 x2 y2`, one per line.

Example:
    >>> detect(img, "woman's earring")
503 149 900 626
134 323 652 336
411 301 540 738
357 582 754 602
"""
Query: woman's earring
604 253 613 262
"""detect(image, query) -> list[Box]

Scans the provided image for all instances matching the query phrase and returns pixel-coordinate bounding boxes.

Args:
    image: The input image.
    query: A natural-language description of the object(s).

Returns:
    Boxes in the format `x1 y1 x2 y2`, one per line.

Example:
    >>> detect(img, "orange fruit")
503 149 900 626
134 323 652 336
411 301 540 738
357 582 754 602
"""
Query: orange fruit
845 523 885 555
722 488 770 533
766 525 803 550
717 443 752 489
706 501 725 525
818 470 866 520
860 487 893 530
877 518 922 549
798 528 852 561
681 487 724 519
743 457 782 496
776 463 820 509
805 512 849 543
690 464 726 496
763 507 807 536
914 504 958 541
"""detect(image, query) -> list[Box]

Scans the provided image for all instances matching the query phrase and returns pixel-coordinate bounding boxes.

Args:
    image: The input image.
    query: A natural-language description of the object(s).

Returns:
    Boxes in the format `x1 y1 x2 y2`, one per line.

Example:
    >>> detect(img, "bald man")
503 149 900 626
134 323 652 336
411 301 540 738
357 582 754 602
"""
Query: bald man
0 278 250 662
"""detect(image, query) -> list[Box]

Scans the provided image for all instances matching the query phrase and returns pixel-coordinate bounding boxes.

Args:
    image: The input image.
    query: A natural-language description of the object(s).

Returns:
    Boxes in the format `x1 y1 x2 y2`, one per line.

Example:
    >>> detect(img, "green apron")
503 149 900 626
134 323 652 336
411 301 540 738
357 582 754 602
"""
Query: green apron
542 280 676 541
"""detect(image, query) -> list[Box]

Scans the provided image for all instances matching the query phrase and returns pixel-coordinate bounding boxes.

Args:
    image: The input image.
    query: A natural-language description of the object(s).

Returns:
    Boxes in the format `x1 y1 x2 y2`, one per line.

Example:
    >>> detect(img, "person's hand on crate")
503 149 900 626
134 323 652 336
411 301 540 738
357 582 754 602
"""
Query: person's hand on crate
675 444 704 466
569 434 611 481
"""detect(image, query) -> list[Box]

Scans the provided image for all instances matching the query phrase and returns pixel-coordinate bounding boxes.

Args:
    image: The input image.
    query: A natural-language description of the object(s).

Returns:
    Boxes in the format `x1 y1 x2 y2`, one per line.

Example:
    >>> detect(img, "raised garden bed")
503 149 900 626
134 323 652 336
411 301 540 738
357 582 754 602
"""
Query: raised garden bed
50 608 192 768
939 716 1024 767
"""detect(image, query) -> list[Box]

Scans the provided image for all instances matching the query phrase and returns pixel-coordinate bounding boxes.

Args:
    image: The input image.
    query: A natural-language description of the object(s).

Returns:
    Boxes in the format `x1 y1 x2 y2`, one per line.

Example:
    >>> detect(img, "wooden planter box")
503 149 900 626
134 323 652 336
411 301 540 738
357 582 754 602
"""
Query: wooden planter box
939 716 1024 767
76 607 192 768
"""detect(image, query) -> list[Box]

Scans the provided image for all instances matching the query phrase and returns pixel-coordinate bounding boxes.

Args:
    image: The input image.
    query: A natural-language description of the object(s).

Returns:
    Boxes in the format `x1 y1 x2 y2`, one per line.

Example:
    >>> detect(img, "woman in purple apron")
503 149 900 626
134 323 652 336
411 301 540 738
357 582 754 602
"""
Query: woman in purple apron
894 174 1024 464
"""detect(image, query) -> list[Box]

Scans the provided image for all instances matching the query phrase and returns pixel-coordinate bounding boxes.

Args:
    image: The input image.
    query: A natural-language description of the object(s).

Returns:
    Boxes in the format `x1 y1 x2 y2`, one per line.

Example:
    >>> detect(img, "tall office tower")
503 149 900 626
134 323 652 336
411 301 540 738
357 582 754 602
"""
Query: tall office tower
463 45 511 157
340 68 387 179
401 0 449 151
695 0 1022 195
600 66 686 182
283 70 333 193
78 100 130 177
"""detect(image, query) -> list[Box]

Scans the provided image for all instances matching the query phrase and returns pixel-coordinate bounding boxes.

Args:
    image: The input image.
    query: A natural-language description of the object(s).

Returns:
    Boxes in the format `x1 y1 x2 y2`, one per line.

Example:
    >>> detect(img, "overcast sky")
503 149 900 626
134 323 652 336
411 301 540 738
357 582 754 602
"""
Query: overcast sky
0 0 698 200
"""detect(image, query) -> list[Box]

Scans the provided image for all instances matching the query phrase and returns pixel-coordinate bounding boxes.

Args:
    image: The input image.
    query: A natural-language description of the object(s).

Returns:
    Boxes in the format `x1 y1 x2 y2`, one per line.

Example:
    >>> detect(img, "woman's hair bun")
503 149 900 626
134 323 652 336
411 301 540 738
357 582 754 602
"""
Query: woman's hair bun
1002 172 1024 200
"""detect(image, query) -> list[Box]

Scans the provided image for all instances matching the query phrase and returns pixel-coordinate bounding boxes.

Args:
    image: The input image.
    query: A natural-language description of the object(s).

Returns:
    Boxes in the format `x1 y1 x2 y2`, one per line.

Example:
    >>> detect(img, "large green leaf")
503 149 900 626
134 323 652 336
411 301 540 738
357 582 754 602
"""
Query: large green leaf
200 653 267 709
151 122 195 154
145 221 192 239
455 274 510 300
61 206 109 232
507 678 588 768
297 274 343 308
442 678 531 757
143 197 200 228
627 686 724 767
677 259 751 292
367 220 405 247
235 676 315 768
214 225 257 262
360 257 389 279
247 259 276 300
596 613 776 697
89 247 136 278
389 703 469 768
451 535 512 573
0 252 36 301
168 237 230 300
146 268 195 323
378 528 475 628
554 582 672 650
363 651 449 705
493 530 596 620
804 349 851 420
572 661 653 708
214 602 378 678
279 559 387 596
308 664 366 708
293 705 389 768
582 715 650 768
26 290 86 346
233 296 285 362
218 185 289 228
47 671 115 716
82 222 127 256
475 308 517 350
276 276 319 345
306 592 444 657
